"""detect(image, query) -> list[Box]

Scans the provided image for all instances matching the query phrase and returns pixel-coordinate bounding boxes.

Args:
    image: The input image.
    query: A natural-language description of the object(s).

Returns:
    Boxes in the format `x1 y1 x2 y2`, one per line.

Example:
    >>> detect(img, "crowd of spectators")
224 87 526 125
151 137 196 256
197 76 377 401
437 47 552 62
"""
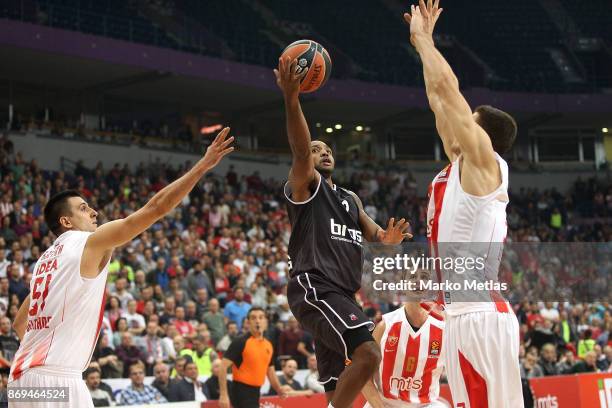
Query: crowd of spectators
0 135 610 405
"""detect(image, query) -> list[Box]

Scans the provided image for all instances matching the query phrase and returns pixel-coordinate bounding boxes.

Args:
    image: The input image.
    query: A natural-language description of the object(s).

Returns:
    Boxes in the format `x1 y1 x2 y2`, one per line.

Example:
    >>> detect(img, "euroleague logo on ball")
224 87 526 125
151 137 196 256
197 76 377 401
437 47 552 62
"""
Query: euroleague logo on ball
296 58 308 75
280 39 332 93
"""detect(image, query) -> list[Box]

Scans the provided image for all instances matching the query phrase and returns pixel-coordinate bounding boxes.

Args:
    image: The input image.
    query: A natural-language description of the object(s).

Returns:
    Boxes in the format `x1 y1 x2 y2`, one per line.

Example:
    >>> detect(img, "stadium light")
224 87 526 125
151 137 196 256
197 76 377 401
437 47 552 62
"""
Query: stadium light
355 125 364 131
603 127 609 133
316 122 321 128
334 124 342 130
325 127 333 133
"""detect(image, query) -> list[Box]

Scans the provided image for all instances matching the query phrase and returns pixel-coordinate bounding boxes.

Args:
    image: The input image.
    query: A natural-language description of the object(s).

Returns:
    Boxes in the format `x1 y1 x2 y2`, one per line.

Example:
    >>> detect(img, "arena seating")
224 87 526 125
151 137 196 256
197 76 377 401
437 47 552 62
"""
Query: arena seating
558 0 611 41
2 0 609 92
0 136 610 382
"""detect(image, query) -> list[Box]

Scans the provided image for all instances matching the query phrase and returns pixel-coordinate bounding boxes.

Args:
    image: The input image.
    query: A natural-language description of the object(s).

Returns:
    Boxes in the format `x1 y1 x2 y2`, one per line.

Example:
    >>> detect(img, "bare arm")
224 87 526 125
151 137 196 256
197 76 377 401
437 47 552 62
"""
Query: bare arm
81 129 233 278
431 97 460 162
362 320 386 408
347 190 412 243
267 365 286 396
274 56 318 203
13 296 30 340
218 358 233 408
296 341 312 358
406 1 496 169
346 190 383 242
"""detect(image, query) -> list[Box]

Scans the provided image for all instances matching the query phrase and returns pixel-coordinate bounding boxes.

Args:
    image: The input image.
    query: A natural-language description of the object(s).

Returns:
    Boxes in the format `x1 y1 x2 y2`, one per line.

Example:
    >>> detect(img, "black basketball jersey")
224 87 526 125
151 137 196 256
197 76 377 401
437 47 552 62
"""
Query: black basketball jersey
284 174 363 294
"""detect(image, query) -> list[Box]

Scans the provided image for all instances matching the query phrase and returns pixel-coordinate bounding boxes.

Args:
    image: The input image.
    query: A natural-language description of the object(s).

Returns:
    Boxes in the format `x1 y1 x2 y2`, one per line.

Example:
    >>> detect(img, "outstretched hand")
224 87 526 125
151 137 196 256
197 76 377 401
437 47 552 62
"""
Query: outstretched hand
379 218 413 244
201 127 234 171
403 0 443 45
274 56 308 98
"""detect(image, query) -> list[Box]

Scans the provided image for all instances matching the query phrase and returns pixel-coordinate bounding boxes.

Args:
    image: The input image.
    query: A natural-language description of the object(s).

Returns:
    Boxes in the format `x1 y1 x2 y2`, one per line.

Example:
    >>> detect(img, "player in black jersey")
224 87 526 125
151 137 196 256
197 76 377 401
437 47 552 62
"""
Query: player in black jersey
274 56 412 408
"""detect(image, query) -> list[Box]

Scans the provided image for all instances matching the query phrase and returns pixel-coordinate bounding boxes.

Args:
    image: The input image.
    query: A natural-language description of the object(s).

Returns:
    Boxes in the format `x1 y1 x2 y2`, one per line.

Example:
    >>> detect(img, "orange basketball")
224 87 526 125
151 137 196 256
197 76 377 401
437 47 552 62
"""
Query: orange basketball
280 40 332 93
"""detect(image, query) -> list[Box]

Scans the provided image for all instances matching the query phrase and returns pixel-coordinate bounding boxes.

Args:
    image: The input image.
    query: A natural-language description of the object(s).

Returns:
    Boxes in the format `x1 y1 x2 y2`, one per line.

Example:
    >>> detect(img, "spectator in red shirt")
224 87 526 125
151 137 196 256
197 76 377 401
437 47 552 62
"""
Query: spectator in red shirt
136 286 154 315
105 296 123 331
174 307 195 339
278 317 304 367
116 332 147 377
214 267 231 304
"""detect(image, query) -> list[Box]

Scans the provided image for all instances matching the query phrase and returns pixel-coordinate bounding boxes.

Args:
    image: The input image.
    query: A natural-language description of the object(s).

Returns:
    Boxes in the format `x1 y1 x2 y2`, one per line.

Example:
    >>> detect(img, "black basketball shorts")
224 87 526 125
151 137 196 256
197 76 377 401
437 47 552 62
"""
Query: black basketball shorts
287 271 375 390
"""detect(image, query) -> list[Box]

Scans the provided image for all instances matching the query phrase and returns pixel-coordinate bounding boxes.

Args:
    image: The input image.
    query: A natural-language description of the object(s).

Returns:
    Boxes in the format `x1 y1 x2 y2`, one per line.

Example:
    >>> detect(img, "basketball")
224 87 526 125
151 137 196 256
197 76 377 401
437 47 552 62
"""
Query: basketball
280 39 332 93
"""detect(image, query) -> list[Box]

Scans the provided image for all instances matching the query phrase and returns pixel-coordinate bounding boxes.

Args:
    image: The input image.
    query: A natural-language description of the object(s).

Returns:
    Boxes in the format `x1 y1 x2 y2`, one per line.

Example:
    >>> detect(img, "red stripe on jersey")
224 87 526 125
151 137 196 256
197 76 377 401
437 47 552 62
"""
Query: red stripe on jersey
458 350 488 408
490 291 510 313
429 164 451 305
10 342 34 381
29 337 51 368
418 324 443 402
419 302 444 321
399 334 420 402
381 322 403 399
429 164 451 246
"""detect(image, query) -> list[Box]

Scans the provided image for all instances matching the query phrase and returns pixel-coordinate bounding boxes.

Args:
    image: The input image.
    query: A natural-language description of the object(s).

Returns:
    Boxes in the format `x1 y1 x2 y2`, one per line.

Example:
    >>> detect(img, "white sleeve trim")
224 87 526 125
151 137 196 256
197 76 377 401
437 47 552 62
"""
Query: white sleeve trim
283 174 322 205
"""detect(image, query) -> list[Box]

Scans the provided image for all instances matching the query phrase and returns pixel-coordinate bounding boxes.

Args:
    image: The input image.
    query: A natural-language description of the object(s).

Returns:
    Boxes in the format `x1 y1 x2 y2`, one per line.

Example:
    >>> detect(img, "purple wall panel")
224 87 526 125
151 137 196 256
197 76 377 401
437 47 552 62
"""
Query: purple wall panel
1 19 612 113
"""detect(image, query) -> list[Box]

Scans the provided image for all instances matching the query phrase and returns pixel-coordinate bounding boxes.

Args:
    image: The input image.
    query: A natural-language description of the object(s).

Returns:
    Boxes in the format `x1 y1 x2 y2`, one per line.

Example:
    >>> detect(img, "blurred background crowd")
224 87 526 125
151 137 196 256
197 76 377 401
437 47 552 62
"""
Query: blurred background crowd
0 136 610 405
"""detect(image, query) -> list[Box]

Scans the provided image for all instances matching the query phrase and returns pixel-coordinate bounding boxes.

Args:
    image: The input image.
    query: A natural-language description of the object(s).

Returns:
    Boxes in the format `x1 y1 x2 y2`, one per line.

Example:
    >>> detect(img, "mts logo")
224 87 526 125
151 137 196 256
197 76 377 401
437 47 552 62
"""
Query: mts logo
535 395 558 408
390 376 422 391
330 218 362 243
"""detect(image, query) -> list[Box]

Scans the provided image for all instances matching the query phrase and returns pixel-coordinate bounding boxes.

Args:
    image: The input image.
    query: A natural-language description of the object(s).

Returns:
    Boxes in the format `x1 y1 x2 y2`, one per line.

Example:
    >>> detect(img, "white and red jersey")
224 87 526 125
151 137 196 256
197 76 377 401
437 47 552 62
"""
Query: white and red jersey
9 230 108 382
426 153 511 316
376 306 445 406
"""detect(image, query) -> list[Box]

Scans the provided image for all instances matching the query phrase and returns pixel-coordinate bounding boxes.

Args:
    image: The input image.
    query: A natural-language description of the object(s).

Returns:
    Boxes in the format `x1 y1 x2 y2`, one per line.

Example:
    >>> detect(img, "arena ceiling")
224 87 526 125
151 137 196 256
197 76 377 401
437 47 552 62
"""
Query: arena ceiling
0 42 610 135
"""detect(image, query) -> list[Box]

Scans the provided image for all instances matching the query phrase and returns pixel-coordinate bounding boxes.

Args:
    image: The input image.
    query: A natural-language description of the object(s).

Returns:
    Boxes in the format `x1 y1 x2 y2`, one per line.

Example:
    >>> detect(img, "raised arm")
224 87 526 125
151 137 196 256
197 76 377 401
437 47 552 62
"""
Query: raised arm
267 365 288 397
274 56 318 202
405 0 496 169
81 129 233 278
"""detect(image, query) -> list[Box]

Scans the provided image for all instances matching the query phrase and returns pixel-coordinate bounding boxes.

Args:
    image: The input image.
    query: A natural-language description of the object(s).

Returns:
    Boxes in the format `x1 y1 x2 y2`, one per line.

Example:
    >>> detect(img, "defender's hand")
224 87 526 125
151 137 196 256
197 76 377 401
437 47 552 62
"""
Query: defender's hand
404 0 443 45
201 127 234 171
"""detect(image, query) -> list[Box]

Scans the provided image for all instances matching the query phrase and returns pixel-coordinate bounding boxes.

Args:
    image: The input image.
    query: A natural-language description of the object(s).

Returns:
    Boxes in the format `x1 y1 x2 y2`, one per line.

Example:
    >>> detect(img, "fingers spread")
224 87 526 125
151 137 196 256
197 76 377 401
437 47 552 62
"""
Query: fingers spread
403 12 412 24
212 127 224 144
216 127 230 144
419 0 428 18
221 136 235 149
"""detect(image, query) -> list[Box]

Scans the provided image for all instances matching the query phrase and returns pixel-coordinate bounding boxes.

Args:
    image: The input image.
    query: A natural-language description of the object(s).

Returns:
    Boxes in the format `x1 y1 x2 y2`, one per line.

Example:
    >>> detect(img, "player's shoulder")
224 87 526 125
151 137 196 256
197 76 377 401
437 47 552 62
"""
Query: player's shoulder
337 186 362 205
60 230 92 240
234 332 252 346
336 185 355 196
381 305 405 322
284 171 323 205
